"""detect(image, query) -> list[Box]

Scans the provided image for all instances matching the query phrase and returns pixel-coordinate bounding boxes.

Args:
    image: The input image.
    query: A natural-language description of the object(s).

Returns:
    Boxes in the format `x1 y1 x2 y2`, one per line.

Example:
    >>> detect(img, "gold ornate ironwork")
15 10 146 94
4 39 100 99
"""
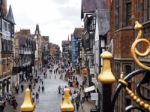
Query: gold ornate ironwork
119 73 150 111
61 88 74 112
20 88 35 112
131 21 150 70
98 51 116 84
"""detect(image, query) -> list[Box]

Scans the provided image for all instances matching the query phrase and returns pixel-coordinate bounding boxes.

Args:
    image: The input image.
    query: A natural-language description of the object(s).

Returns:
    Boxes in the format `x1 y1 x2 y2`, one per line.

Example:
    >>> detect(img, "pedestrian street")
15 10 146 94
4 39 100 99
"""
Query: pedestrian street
34 72 68 112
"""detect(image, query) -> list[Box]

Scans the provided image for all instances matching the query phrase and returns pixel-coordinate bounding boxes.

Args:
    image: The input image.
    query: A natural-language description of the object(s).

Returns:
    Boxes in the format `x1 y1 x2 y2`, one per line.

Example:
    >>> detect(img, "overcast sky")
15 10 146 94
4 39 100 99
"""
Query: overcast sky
8 0 83 48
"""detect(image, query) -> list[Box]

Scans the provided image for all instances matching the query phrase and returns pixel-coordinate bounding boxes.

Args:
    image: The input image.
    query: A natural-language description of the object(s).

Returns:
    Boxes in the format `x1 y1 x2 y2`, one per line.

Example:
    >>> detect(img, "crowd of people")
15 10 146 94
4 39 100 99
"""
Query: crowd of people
52 63 89 112
0 61 89 112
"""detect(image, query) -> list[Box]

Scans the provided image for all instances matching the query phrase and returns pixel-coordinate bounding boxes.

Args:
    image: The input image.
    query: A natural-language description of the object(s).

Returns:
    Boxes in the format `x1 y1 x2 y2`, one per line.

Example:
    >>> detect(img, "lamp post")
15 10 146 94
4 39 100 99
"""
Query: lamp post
98 51 115 112
60 88 74 112
20 88 35 112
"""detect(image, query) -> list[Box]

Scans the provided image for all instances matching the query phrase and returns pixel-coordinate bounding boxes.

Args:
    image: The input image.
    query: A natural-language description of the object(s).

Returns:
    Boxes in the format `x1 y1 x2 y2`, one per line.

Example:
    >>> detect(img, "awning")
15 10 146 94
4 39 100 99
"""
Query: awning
84 86 95 93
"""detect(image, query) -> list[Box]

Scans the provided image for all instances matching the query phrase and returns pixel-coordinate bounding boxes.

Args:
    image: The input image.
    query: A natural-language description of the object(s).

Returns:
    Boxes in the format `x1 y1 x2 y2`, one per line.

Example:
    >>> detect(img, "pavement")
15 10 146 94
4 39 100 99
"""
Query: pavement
73 74 96 112
3 66 95 112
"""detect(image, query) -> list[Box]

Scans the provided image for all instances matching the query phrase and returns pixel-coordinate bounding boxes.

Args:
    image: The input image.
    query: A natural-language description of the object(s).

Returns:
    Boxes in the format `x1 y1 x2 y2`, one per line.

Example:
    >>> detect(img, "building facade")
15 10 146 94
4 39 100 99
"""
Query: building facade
34 24 43 71
49 43 60 64
62 40 71 66
0 0 15 95
107 0 150 111
13 29 36 85
71 28 84 73
42 36 49 67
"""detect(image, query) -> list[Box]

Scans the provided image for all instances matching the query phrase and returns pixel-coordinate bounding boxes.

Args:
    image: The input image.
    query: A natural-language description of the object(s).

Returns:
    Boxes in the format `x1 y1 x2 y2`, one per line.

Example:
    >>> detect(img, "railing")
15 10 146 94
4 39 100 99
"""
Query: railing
97 21 150 112
20 21 150 112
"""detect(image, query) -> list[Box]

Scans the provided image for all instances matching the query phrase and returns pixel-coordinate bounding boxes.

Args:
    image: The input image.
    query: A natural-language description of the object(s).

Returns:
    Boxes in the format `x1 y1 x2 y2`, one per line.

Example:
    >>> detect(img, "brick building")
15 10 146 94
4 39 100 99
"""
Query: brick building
49 43 60 64
108 0 150 111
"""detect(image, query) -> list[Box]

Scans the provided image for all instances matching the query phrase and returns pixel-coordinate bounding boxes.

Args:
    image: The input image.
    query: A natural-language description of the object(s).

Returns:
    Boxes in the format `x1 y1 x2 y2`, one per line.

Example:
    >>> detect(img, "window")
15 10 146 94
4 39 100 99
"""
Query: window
89 16 96 32
125 65 132 75
4 21 7 31
126 1 131 26
8 24 11 32
115 0 119 29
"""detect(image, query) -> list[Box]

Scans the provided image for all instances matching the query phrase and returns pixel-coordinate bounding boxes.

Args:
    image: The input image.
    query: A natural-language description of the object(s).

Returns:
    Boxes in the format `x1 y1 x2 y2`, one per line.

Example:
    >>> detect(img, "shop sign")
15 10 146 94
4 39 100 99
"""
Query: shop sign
90 67 94 74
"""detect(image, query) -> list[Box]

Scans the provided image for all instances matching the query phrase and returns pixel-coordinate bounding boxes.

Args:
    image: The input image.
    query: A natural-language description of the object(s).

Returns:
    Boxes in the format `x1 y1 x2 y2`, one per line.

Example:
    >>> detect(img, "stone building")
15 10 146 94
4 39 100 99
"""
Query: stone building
13 29 36 85
42 36 49 67
34 24 43 71
0 0 15 95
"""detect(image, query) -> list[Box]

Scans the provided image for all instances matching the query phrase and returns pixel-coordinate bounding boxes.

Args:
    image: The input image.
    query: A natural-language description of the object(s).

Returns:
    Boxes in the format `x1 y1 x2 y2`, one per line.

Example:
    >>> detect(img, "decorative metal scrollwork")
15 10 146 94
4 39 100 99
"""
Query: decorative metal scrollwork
111 69 150 111
119 72 150 111
131 21 150 70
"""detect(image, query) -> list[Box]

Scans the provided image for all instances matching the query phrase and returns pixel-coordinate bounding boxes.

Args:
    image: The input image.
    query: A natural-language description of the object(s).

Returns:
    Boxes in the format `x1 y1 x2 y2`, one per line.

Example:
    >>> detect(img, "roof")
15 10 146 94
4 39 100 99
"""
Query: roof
97 9 110 35
62 40 71 45
6 5 15 24
35 24 40 35
81 0 110 35
81 0 110 18
73 28 84 38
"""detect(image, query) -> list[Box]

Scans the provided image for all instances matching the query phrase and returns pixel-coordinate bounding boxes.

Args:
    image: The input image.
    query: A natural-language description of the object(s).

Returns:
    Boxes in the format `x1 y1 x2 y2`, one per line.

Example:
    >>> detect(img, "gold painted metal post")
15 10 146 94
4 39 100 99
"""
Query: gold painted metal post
20 88 35 112
61 88 74 112
98 51 115 112
98 51 116 84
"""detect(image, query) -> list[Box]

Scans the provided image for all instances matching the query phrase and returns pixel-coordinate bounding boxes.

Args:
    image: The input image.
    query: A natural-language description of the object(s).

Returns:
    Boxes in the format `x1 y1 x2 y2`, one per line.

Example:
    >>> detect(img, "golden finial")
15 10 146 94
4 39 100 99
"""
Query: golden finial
120 72 124 79
20 88 35 112
61 88 74 112
98 51 116 84
134 21 143 32
131 21 150 70
118 72 128 86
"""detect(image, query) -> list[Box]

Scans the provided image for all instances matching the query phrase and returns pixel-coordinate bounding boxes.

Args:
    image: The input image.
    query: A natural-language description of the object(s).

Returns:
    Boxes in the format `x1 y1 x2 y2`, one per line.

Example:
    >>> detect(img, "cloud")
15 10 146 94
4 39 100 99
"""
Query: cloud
52 0 69 5
8 0 83 48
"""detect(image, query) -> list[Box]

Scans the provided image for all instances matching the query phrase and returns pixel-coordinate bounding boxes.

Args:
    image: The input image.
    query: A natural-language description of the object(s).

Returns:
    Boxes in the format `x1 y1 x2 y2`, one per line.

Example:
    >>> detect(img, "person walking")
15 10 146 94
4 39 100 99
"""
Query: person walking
0 96 5 112
42 80 44 85
38 86 40 93
42 86 45 93
75 92 81 112
75 98 80 112
58 85 61 94
12 96 18 110
32 93 35 103
21 84 24 92
35 92 39 103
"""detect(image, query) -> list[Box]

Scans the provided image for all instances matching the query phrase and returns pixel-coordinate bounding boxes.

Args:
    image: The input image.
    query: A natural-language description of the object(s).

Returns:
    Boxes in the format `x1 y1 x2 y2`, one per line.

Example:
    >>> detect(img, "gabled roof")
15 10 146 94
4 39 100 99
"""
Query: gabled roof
97 9 109 36
81 0 110 35
73 28 84 38
6 5 15 24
